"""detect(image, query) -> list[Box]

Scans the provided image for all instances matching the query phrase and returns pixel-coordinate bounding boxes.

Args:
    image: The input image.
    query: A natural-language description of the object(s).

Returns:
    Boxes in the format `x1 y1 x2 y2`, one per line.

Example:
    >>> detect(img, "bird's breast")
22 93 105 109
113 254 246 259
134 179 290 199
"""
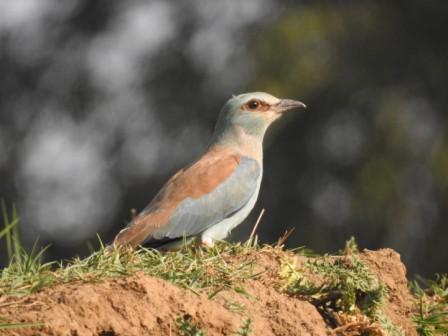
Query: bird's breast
227 169 263 227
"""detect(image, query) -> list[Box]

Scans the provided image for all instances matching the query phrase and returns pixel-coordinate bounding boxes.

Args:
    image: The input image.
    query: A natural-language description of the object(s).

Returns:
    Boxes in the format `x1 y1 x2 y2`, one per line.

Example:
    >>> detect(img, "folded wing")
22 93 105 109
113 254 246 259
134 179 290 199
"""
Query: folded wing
113 149 261 248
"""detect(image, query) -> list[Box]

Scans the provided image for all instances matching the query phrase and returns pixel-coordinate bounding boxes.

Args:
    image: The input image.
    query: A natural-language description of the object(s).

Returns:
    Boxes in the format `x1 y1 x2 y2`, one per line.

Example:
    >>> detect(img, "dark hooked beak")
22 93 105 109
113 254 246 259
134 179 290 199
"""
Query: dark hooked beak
275 99 306 113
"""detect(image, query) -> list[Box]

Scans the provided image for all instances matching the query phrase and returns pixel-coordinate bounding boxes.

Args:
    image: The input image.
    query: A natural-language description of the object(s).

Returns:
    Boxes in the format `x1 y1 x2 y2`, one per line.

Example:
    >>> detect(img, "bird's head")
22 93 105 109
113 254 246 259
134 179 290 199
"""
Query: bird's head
213 92 306 142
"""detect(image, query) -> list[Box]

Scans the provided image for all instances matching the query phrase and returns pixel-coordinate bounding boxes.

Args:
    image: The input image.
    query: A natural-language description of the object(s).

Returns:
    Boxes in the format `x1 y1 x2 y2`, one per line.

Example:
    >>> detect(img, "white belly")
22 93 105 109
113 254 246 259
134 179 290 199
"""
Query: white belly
201 172 262 244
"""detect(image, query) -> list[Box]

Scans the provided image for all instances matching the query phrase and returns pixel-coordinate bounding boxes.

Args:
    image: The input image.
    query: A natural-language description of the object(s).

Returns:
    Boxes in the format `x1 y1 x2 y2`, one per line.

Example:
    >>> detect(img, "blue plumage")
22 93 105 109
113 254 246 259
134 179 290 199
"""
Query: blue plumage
145 156 260 243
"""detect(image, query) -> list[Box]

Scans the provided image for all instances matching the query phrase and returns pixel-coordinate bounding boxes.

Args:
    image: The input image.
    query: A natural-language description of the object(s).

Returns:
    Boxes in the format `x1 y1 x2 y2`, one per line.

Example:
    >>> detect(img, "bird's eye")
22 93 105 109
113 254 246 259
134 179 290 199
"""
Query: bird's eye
247 100 260 110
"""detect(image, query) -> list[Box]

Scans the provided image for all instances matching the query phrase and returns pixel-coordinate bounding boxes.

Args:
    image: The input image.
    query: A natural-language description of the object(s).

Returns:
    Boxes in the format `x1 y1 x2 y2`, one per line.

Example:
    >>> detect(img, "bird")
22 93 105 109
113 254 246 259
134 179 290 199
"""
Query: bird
111 92 306 250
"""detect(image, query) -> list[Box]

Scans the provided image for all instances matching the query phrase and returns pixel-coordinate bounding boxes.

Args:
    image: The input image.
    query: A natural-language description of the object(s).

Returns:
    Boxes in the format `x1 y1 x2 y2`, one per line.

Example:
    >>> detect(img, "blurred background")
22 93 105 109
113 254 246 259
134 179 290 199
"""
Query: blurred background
0 0 447 277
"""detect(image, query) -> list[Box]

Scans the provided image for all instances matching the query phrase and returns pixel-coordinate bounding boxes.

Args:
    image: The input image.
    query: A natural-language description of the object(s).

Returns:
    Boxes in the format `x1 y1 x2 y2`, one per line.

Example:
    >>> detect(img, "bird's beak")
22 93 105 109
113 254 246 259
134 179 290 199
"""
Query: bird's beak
275 99 306 113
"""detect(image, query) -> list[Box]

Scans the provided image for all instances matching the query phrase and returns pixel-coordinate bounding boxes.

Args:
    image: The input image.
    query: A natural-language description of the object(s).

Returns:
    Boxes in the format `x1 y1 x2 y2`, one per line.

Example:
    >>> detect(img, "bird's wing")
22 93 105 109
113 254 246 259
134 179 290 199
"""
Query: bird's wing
113 149 261 248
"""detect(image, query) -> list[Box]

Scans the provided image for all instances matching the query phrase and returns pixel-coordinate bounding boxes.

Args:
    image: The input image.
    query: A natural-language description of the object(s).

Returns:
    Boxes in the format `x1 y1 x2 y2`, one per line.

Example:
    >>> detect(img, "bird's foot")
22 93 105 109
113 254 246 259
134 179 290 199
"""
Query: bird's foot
200 236 215 248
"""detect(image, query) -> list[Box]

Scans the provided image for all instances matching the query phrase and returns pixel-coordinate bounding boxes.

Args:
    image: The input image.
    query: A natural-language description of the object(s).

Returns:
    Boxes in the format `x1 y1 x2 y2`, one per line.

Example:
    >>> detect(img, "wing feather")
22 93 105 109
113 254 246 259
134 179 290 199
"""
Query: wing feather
113 149 261 248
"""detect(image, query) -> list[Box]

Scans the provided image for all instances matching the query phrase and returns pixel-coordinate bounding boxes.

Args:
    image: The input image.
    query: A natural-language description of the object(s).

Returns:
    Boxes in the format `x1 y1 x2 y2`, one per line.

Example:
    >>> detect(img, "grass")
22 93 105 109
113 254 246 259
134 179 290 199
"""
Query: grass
0 241 263 297
279 240 404 335
0 321 43 330
0 202 263 333
1 201 21 261
175 315 205 336
1 203 447 335
234 318 252 336
411 274 448 335
0 202 49 330
175 315 252 336
0 202 263 298
280 254 387 316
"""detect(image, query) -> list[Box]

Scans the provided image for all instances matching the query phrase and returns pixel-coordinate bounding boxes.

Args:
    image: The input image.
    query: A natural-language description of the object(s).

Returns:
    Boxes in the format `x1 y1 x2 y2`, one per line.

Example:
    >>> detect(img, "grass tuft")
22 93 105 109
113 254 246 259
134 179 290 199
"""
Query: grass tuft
0 202 55 296
280 254 387 315
411 274 448 336
340 236 360 255
1 200 21 262
176 315 205 336
234 318 252 336
0 240 262 297
0 202 48 330
279 252 400 334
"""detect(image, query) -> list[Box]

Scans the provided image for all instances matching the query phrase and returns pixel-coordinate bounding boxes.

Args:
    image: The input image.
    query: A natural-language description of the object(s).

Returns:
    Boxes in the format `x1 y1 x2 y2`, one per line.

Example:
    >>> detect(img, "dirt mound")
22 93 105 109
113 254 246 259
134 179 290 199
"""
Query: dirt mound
0 248 417 336
361 249 417 335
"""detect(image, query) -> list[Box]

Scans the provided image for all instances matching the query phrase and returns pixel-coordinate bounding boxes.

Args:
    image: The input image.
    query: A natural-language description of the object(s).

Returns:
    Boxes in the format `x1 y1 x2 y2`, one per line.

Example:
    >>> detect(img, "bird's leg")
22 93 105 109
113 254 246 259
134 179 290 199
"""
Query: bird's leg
200 236 215 248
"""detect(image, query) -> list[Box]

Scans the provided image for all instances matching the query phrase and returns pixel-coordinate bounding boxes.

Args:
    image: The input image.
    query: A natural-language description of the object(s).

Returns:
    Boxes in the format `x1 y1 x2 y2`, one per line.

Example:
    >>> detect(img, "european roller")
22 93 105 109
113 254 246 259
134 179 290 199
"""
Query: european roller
111 92 305 249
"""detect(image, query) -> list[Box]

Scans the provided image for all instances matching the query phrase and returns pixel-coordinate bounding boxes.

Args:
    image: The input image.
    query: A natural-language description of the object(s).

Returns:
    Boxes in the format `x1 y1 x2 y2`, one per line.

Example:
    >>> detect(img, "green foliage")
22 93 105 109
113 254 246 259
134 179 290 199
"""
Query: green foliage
0 321 43 330
0 202 55 296
281 254 386 315
224 300 246 314
340 236 360 255
411 274 448 336
1 204 260 332
234 318 251 336
279 254 400 334
1 200 21 261
176 315 205 336
0 238 261 297
175 315 252 336
292 245 320 258
374 311 405 336
0 202 47 330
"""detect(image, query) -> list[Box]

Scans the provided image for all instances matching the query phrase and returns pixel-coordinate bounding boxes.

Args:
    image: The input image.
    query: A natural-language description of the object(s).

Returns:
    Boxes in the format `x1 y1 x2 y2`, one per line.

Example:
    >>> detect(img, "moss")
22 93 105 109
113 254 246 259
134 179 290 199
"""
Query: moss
280 252 403 335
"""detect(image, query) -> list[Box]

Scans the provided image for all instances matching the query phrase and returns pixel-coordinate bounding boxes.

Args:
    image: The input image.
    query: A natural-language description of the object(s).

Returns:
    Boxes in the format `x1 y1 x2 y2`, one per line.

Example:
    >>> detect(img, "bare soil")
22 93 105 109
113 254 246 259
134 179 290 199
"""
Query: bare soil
0 248 417 336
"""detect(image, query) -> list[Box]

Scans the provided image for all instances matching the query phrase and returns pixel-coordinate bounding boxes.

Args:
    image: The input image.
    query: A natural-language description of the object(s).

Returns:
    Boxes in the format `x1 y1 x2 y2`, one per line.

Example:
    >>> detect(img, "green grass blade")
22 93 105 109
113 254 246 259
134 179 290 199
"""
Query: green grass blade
0 322 43 330
1 199 13 260
0 222 15 241
11 204 22 264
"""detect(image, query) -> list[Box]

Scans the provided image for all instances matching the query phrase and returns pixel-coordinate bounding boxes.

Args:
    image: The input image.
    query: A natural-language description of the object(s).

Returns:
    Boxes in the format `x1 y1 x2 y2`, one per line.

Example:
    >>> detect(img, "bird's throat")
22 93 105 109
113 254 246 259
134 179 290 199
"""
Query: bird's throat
210 124 264 161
